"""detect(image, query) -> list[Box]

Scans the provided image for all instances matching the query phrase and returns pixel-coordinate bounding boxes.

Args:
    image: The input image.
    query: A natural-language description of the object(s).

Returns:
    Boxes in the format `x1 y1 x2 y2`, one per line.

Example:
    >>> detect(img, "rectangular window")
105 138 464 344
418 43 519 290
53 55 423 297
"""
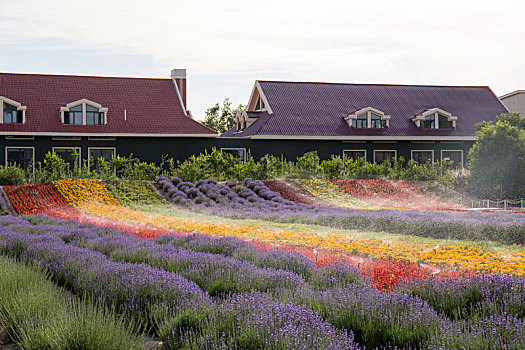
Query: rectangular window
421 114 435 129
220 148 246 163
5 135 34 140
88 148 116 172
343 150 366 161
53 147 81 171
374 150 396 164
5 147 34 170
441 150 463 168
52 136 81 141
438 114 454 129
411 150 434 164
3 103 24 124
86 105 105 125
64 105 83 125
87 136 115 141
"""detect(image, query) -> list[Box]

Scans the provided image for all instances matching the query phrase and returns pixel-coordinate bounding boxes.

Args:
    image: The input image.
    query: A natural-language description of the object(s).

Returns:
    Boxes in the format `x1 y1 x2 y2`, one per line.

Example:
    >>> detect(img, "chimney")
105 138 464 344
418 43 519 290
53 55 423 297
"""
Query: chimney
171 68 187 112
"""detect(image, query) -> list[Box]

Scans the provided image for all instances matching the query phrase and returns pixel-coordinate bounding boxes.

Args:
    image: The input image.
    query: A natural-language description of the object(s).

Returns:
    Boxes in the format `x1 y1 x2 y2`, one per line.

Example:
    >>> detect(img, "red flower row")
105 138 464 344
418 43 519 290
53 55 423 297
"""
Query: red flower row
263 180 330 206
4 183 81 217
331 179 455 210
250 240 469 291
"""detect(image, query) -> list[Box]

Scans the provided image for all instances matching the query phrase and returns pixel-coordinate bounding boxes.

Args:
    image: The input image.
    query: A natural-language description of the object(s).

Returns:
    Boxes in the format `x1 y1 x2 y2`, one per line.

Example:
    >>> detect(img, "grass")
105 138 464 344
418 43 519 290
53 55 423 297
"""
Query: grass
0 255 145 350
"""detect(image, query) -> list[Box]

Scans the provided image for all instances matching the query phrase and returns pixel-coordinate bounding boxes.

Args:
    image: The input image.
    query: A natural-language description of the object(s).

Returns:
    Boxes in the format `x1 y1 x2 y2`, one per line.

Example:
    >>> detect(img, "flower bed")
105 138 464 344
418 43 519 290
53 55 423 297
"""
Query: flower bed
1 215 524 349
3 183 81 218
293 179 375 209
331 179 456 210
263 180 331 206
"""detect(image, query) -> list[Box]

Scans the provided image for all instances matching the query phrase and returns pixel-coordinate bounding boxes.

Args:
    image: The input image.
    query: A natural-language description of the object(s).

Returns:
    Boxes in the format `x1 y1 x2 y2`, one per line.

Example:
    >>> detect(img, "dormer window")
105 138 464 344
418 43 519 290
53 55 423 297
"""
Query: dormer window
353 113 368 128
60 99 108 126
412 108 456 130
254 96 266 111
345 107 390 129
0 97 26 124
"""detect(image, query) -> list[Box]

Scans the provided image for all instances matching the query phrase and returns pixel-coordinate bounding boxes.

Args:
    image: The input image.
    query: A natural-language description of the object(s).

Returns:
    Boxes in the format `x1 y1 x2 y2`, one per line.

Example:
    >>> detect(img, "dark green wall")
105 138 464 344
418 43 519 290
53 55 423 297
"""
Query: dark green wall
0 136 474 167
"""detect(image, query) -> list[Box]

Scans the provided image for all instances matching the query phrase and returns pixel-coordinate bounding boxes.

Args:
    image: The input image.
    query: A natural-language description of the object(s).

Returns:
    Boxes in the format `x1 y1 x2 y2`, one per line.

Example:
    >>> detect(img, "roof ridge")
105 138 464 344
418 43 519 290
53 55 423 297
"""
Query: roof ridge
257 80 490 89
0 72 171 81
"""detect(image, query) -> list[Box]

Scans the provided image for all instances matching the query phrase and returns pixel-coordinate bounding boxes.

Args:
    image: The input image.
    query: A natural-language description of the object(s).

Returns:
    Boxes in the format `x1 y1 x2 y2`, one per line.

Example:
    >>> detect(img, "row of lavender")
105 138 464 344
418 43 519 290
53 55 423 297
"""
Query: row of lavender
1 214 524 349
156 177 525 245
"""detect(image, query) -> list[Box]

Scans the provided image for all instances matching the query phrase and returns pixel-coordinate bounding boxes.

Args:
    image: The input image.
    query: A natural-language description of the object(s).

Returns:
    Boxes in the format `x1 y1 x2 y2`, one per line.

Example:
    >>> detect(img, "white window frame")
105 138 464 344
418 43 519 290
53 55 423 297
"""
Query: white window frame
52 136 81 141
343 149 367 161
60 99 108 125
0 96 27 124
88 136 116 141
411 150 434 164
88 147 116 162
5 135 34 140
5 146 35 170
441 149 464 168
345 107 391 129
220 148 247 163
412 108 457 129
52 147 82 169
373 150 397 164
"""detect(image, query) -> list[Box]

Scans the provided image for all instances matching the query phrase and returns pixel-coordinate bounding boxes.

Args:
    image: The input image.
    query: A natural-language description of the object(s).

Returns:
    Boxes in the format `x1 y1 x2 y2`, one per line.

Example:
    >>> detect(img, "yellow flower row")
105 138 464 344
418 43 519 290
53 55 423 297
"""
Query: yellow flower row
52 179 525 275
53 179 120 207
293 179 377 209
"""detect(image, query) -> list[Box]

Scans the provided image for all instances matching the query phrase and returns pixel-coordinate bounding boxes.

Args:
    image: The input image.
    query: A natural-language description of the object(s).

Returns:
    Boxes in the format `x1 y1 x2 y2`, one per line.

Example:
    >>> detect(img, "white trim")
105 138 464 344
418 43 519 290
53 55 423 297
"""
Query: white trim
343 149 367 160
345 107 391 129
60 99 108 125
5 135 34 140
373 150 397 164
411 149 434 163
246 81 273 114
0 96 27 124
412 108 457 129
247 135 477 141
52 136 81 141
52 146 82 169
5 146 35 170
441 149 464 167
0 132 218 138
499 90 525 100
88 136 116 141
171 77 187 116
220 147 247 163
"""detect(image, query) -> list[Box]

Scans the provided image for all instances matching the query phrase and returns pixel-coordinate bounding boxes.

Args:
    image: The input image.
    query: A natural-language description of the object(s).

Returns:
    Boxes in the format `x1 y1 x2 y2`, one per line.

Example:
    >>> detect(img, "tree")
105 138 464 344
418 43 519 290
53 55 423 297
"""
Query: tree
469 114 525 199
202 98 245 134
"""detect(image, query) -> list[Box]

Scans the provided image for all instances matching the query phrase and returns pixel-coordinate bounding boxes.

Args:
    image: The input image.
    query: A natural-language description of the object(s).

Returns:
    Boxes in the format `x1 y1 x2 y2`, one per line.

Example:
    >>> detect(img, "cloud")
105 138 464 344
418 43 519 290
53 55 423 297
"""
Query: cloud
0 0 524 117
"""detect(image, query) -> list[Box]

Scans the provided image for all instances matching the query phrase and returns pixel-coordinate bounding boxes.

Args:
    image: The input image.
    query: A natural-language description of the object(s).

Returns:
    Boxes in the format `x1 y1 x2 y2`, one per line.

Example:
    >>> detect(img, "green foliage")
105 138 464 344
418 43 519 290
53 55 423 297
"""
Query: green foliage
295 151 321 178
469 116 525 199
0 164 28 185
104 180 165 207
0 148 457 185
174 148 256 182
201 98 245 134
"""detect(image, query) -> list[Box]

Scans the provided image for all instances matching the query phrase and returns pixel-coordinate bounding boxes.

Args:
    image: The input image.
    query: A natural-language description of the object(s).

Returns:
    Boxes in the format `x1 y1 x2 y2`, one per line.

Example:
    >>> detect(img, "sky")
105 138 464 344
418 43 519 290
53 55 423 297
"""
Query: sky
0 0 523 120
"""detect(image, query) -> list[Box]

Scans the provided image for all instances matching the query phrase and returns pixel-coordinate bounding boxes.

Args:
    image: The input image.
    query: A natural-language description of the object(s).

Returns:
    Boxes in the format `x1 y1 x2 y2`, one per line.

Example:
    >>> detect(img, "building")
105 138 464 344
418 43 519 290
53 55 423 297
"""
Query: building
0 70 217 170
220 81 509 166
499 90 525 116
0 71 510 170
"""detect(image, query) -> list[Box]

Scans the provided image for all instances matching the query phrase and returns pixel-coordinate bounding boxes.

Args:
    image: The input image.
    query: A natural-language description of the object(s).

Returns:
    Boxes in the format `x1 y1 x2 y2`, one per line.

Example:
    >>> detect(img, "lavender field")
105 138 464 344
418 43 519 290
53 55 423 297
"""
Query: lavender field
156 177 525 245
1 214 524 349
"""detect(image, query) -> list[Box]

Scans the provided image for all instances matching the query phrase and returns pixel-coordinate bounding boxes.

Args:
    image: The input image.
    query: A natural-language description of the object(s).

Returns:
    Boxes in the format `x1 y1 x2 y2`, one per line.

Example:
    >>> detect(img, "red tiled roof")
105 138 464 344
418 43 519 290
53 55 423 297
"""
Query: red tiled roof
0 73 217 136
222 81 508 138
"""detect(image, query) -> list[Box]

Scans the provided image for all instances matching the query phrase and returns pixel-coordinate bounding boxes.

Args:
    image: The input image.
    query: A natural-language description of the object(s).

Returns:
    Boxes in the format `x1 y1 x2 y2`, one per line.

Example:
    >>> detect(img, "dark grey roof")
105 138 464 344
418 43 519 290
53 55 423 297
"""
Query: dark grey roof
222 81 508 138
